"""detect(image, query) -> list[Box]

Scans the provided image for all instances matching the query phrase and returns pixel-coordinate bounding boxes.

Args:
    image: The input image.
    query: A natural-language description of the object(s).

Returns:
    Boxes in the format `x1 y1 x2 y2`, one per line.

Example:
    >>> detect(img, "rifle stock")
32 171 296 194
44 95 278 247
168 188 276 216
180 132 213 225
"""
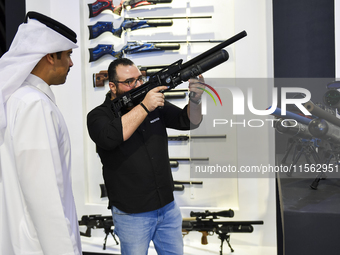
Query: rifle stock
88 0 172 17
124 0 172 10
93 70 109 87
88 0 122 17
89 20 173 39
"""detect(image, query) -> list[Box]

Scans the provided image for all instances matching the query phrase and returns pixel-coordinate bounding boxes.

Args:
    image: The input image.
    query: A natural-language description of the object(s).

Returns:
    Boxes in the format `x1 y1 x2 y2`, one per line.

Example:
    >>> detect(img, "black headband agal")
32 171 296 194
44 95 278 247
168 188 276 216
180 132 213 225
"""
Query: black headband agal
24 11 77 43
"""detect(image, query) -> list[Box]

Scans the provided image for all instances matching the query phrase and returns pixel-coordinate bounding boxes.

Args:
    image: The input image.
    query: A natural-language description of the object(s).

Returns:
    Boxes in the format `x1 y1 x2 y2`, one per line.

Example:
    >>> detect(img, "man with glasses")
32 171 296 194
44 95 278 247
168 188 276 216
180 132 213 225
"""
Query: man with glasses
87 58 204 255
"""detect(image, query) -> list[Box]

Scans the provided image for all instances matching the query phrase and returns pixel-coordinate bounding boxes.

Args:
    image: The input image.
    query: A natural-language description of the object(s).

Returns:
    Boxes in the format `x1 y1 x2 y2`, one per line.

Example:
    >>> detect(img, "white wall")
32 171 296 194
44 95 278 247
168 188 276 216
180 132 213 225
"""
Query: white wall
25 0 276 254
336 0 340 78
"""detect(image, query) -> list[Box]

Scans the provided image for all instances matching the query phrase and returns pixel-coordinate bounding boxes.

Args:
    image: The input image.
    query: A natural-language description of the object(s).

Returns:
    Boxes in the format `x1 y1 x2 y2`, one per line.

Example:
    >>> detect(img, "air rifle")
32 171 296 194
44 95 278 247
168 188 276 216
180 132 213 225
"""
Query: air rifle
168 134 227 141
89 39 225 62
100 180 201 196
78 214 119 250
110 31 247 117
173 180 203 191
182 210 263 254
92 70 189 99
88 0 171 17
89 16 211 39
169 157 209 168
122 0 172 11
169 157 209 162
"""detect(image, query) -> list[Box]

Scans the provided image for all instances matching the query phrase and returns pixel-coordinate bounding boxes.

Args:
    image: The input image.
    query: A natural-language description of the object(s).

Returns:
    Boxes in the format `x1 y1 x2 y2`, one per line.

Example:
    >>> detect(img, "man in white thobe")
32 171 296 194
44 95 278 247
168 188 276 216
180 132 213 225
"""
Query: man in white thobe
0 12 82 255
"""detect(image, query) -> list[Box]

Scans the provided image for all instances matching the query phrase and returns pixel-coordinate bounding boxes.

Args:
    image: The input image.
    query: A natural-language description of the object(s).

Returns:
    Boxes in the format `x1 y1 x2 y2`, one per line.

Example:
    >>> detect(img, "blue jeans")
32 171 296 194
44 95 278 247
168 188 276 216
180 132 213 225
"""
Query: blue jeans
111 201 183 255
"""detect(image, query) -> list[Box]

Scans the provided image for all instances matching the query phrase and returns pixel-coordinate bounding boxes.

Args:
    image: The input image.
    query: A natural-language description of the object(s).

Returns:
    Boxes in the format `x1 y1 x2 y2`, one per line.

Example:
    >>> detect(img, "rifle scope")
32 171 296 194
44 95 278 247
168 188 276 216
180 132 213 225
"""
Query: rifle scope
190 209 234 218
324 89 340 109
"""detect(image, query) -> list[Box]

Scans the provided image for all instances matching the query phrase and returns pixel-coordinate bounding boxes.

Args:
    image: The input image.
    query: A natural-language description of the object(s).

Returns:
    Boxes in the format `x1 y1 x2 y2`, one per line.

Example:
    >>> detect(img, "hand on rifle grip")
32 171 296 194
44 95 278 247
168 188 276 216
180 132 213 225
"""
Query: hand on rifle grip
142 86 167 112
199 231 208 245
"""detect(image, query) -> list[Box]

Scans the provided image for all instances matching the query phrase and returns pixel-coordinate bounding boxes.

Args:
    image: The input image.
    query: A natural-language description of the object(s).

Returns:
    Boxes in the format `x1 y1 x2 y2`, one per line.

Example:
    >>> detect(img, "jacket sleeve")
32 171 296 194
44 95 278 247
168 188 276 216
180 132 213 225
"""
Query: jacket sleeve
87 106 124 150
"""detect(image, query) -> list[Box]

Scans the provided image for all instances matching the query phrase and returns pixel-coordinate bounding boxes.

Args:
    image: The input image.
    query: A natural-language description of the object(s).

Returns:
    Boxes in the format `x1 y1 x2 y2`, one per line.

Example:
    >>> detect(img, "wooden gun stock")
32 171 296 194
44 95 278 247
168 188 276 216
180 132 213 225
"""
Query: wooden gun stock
93 70 109 87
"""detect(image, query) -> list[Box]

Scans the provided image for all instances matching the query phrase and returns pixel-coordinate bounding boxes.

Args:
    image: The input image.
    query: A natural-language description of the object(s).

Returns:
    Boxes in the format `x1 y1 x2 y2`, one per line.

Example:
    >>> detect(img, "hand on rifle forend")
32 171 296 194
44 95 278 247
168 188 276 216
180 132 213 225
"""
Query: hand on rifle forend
189 75 205 104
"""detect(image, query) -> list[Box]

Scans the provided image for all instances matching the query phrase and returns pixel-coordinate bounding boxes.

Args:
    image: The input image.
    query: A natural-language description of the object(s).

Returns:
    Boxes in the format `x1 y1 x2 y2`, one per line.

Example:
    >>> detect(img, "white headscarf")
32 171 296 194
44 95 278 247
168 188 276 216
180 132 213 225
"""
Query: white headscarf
0 17 78 145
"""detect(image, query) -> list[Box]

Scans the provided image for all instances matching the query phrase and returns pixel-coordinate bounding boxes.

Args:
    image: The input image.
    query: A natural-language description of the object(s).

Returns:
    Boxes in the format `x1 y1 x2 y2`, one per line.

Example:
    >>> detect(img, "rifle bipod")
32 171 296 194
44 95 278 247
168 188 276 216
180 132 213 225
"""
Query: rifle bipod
218 233 234 254
310 143 340 190
103 227 119 250
283 138 320 177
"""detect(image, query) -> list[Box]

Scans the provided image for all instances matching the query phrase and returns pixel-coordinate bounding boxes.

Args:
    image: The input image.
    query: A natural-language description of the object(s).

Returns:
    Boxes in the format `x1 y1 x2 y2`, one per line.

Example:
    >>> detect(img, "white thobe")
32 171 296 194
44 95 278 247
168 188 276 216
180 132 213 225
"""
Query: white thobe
0 74 82 255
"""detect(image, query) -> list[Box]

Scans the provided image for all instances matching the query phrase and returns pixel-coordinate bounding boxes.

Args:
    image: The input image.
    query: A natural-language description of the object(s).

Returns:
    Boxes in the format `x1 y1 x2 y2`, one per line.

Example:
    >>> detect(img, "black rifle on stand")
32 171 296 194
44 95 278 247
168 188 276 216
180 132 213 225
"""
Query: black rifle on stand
182 210 263 254
78 214 119 250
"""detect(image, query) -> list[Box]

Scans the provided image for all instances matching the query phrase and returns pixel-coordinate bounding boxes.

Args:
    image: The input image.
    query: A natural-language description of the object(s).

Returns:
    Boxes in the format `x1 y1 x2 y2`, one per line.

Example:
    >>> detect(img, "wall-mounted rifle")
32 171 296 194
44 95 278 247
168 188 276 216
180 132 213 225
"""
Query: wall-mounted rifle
89 16 211 39
88 0 172 17
89 39 225 62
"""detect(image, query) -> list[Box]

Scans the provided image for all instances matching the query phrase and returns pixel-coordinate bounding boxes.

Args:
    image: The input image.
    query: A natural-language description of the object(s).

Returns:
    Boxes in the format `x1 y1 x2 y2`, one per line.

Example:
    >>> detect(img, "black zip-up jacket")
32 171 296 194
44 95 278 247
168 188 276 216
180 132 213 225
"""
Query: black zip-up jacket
87 93 199 213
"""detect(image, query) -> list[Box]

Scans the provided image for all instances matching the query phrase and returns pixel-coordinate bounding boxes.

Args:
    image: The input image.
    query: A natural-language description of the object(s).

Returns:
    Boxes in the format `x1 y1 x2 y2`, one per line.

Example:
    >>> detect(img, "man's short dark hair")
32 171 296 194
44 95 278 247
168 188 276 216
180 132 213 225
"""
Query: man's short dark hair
56 51 62 59
108 58 135 83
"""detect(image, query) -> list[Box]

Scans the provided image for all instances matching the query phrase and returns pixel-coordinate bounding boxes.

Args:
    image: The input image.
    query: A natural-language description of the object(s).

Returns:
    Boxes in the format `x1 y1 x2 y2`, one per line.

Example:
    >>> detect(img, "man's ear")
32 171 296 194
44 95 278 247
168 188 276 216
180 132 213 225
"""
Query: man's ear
109 81 117 94
46 53 55 65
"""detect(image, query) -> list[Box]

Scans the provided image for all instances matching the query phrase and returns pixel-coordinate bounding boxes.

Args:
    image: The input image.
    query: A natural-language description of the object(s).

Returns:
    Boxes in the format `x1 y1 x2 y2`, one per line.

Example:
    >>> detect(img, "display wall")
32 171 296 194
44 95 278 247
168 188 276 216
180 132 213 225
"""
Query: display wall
24 0 276 254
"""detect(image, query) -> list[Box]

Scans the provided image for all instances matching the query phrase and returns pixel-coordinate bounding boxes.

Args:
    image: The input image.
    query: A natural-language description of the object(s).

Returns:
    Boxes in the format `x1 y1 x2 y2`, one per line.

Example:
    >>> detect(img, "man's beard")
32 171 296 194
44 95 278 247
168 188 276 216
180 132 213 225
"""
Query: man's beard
115 85 125 97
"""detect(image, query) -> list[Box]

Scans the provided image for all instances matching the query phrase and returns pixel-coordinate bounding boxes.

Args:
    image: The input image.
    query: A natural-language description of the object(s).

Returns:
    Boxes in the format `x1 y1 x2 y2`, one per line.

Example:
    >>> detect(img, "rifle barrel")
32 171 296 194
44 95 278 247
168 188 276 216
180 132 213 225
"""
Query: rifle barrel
169 157 209 161
131 16 212 20
168 134 226 140
173 180 203 185
127 40 225 44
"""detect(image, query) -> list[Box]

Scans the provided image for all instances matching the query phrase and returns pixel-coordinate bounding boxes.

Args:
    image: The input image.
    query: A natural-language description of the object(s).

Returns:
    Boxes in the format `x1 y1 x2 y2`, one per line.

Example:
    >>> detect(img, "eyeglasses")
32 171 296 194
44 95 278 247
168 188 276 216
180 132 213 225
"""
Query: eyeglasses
115 76 146 88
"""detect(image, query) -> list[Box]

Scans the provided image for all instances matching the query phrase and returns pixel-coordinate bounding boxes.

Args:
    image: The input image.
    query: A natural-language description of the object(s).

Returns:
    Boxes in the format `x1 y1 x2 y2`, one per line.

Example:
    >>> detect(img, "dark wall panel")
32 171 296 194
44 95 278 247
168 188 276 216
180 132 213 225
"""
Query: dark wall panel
5 0 25 51
273 1 336 255
273 0 335 78
0 0 6 57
